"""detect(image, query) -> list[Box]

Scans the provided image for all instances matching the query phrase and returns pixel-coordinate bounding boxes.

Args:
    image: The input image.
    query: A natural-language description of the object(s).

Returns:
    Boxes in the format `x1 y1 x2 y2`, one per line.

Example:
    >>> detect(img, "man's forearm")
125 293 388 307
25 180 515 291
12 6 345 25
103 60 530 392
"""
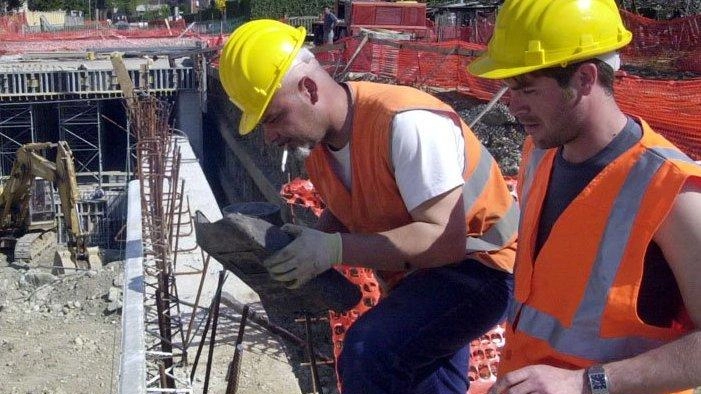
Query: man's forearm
339 221 466 271
605 330 701 394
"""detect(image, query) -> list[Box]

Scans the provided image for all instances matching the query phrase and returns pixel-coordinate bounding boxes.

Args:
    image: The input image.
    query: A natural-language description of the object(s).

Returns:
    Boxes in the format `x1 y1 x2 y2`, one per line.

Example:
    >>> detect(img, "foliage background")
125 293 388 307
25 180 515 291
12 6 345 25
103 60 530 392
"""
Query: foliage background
248 0 332 19
6 0 701 26
246 0 442 19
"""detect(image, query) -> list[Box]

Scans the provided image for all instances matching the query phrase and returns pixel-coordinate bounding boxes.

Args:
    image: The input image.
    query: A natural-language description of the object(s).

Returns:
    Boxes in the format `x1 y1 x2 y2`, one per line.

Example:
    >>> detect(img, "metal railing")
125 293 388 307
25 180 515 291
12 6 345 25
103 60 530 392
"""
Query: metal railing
286 16 318 33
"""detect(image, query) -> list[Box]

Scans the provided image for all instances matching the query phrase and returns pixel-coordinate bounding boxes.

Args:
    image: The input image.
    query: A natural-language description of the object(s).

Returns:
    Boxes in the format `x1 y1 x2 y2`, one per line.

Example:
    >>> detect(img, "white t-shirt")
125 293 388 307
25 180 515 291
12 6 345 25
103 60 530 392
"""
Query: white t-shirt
328 110 465 211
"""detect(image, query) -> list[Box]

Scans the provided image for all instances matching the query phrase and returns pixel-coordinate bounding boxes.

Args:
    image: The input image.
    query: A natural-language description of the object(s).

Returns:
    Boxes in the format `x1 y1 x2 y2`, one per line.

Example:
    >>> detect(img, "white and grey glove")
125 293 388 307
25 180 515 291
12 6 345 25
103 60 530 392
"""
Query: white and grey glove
262 224 342 289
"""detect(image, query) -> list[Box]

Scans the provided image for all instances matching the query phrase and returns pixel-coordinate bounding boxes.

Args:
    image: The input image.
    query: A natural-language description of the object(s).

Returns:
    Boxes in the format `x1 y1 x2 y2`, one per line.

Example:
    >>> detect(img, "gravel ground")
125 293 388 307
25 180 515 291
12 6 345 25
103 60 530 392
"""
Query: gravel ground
0 252 123 394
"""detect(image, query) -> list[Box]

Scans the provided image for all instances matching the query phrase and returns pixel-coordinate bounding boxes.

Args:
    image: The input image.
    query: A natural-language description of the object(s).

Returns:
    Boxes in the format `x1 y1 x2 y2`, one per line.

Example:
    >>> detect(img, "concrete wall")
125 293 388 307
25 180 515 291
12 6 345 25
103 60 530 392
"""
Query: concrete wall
176 90 204 159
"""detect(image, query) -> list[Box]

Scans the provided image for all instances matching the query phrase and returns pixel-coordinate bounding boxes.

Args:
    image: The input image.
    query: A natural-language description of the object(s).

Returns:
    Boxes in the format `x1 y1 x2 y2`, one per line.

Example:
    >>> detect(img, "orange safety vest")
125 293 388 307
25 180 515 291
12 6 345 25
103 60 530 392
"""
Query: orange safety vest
503 118 699 394
306 81 518 288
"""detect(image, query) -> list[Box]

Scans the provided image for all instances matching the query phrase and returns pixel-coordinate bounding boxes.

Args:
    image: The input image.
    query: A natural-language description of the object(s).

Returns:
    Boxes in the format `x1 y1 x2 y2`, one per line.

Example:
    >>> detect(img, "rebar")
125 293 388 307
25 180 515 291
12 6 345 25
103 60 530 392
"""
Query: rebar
203 271 226 394
225 303 250 394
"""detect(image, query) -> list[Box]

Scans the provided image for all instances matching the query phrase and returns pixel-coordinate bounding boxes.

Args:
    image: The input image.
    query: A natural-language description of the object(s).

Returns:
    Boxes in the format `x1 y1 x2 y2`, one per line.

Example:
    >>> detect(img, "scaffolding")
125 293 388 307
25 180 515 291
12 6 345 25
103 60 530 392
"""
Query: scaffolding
58 100 103 185
0 104 35 176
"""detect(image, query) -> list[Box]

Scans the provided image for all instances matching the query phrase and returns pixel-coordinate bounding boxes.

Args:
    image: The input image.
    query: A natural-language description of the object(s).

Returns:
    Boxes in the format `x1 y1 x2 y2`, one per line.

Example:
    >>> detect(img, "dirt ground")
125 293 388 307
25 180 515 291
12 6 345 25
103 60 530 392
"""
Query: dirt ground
0 240 336 394
0 252 123 394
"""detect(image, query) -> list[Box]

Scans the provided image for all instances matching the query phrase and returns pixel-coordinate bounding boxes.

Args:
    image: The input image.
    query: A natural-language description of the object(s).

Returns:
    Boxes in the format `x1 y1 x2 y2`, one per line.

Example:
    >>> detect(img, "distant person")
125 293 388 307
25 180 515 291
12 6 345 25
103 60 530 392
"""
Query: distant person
91 187 105 200
467 0 701 393
322 6 338 45
219 19 518 393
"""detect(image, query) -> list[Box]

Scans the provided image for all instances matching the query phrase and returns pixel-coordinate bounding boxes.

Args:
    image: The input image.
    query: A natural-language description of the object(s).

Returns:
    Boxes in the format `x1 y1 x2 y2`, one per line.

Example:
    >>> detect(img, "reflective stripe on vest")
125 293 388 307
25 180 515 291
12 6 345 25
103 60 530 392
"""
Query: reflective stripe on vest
518 146 546 234
513 146 695 361
464 144 520 252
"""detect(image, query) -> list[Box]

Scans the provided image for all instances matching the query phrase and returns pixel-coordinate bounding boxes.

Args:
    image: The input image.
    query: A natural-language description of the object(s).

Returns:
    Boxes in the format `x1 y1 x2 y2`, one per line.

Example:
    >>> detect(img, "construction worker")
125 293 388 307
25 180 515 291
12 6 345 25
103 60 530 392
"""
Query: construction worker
322 6 338 44
467 1 701 393
219 19 518 394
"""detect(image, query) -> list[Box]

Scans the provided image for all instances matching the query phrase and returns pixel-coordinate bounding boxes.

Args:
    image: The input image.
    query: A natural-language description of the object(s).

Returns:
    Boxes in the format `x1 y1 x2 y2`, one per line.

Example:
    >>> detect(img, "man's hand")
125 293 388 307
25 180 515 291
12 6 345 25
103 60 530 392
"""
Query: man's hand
488 365 587 394
262 224 342 289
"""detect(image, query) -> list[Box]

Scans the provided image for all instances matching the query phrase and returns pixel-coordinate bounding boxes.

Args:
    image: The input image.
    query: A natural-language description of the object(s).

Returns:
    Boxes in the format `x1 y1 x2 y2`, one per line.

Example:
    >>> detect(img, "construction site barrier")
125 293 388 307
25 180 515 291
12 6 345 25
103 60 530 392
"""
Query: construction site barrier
313 35 701 161
622 10 701 54
0 15 190 42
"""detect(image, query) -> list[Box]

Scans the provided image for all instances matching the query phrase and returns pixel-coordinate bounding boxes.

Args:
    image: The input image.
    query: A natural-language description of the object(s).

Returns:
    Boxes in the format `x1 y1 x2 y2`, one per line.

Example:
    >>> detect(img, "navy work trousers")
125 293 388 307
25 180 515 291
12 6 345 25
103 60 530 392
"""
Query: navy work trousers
338 259 513 394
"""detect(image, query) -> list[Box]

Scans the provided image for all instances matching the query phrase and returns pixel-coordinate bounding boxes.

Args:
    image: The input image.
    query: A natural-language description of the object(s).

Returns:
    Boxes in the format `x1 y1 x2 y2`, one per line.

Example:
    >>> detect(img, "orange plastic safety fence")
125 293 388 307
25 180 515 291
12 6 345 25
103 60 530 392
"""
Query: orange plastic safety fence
0 13 26 36
467 324 506 394
0 15 190 43
316 36 701 161
280 177 325 217
328 266 382 392
614 75 701 160
621 10 701 55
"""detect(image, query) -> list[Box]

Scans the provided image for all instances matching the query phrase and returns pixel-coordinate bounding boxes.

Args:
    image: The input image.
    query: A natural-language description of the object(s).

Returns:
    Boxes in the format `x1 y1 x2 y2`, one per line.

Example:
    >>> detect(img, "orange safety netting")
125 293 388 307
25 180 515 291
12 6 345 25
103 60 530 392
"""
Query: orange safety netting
621 10 701 55
0 15 205 48
280 177 326 217
620 11 701 75
315 31 701 160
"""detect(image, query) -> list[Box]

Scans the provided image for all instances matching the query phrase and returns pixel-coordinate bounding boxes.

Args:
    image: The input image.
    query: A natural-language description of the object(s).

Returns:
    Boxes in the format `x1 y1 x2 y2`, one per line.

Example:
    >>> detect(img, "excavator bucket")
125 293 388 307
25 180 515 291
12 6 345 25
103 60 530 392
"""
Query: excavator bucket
53 249 76 275
86 246 102 269
52 246 101 274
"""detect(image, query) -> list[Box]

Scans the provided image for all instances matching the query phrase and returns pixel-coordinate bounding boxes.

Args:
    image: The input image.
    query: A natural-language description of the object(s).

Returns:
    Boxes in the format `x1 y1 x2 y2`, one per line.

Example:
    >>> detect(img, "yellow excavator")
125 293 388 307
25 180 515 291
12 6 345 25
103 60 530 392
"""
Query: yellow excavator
0 141 100 270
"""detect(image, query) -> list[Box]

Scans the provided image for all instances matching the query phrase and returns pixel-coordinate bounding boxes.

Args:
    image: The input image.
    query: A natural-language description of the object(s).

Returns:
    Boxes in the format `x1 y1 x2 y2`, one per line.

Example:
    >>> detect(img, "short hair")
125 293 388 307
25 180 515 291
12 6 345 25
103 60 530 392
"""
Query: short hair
281 47 318 87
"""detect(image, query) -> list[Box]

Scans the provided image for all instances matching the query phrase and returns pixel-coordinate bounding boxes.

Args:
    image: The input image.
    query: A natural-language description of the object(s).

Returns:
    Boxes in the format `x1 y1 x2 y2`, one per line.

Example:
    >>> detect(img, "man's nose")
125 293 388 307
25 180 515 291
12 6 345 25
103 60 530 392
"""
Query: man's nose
507 93 527 118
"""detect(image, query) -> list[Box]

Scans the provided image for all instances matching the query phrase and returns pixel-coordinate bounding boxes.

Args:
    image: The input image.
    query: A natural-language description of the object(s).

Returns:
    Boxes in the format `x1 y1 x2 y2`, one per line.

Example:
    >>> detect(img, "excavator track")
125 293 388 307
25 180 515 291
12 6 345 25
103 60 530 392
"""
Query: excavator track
14 231 57 264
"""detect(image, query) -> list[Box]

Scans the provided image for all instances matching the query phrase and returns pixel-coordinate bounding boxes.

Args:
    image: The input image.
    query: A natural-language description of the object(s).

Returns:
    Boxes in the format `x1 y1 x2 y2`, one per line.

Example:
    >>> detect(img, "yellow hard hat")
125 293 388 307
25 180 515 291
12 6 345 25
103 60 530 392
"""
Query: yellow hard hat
468 0 632 79
219 19 306 134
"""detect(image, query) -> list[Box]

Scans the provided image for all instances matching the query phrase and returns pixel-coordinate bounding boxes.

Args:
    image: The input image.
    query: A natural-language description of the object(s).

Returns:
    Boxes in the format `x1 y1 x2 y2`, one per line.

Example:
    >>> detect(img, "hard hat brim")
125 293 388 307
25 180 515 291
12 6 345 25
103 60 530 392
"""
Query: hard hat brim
468 35 632 80
467 55 546 80
239 111 259 135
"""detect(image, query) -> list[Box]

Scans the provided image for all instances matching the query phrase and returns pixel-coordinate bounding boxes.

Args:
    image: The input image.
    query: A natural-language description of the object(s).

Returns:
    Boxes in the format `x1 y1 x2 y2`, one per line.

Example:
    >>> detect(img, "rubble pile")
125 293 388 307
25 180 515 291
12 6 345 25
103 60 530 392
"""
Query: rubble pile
436 91 524 177
0 256 124 393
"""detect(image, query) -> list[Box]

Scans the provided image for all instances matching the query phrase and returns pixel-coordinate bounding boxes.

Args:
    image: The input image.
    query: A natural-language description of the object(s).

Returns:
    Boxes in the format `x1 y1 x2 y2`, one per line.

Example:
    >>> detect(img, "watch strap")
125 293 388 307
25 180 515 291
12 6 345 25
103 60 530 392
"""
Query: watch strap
586 364 610 394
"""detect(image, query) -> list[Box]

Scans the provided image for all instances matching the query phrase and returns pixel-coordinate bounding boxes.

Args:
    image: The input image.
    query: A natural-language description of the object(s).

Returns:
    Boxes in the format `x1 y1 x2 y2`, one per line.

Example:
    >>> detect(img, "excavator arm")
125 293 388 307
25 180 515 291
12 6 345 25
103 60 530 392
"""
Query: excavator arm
0 142 98 268
0 142 58 230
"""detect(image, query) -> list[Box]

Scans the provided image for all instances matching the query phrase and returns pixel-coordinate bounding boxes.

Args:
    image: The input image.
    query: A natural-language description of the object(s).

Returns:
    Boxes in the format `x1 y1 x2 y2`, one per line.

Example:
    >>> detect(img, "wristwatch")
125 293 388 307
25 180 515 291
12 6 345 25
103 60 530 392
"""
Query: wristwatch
586 365 610 394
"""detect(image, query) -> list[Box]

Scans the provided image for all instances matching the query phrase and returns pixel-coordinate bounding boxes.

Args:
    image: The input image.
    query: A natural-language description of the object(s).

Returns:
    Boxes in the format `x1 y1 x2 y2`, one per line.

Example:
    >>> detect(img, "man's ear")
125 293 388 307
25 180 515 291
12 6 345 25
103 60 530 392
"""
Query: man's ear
299 76 319 104
574 62 597 95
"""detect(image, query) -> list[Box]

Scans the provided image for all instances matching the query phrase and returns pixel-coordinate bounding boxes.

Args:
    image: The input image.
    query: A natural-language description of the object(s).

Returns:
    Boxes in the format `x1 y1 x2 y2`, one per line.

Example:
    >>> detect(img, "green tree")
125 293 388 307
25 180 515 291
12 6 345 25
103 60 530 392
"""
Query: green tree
113 0 138 18
1 0 21 12
27 0 64 10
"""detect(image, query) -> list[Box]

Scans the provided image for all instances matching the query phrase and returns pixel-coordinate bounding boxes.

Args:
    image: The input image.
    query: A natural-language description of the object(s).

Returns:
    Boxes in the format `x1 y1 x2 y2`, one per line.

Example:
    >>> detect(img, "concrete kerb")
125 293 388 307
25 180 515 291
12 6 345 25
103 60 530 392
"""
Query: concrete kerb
120 179 146 394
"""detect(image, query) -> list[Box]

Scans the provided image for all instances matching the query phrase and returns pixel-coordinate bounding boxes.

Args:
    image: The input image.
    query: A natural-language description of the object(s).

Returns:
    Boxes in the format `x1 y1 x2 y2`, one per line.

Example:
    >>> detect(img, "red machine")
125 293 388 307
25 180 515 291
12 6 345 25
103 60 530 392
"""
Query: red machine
314 0 430 43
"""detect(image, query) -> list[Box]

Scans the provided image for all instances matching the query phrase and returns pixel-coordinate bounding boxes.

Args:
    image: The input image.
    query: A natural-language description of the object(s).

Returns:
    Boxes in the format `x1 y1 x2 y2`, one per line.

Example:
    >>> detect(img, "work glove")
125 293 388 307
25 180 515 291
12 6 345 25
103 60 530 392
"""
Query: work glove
262 224 343 289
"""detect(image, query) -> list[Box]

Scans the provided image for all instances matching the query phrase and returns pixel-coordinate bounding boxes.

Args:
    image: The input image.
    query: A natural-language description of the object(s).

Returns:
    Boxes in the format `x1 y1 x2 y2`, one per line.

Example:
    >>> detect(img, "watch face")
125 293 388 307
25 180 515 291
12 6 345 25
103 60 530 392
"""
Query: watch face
591 373 607 390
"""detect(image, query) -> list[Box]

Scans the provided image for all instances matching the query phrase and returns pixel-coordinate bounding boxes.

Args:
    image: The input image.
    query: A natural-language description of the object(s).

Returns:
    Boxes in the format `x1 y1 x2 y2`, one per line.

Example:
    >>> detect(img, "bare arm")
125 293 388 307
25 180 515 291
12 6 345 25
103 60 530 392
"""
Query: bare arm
604 178 701 393
338 185 466 271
